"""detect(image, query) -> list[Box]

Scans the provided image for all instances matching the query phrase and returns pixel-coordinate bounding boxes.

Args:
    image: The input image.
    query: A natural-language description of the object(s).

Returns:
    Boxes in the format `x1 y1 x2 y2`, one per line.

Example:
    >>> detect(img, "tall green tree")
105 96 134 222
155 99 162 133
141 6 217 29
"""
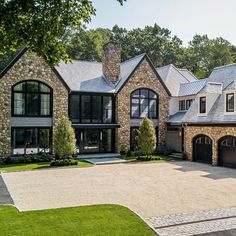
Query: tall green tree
68 28 112 61
183 35 234 79
0 0 125 66
112 24 185 67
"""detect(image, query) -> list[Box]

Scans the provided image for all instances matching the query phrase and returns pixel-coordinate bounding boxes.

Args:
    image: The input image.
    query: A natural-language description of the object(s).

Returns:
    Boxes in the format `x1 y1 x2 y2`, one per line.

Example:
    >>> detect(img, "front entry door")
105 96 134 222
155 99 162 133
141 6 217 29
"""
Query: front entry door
82 130 100 153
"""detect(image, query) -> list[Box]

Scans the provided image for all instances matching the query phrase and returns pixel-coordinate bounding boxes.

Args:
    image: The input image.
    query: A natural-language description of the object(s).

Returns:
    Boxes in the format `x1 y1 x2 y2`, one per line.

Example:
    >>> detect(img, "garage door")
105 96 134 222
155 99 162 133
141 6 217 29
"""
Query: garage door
193 135 212 164
219 136 236 168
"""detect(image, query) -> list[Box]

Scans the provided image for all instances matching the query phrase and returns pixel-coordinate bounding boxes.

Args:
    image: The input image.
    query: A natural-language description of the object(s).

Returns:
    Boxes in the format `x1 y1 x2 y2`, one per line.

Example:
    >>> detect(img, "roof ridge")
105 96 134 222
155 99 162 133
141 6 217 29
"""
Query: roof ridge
156 64 174 70
70 59 101 64
181 79 206 86
121 53 146 64
213 62 236 70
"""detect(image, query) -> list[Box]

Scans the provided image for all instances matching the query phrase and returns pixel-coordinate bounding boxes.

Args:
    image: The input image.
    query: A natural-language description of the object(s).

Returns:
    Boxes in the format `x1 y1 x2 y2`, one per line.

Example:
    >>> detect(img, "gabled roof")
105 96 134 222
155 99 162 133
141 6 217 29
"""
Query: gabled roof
156 64 198 96
0 49 27 78
55 60 114 93
1 49 170 95
55 53 148 93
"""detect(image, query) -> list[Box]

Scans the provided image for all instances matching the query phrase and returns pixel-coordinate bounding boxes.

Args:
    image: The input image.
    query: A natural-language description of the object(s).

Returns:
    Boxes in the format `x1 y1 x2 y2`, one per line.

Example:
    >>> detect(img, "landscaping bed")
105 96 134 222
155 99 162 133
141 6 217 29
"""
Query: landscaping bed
0 205 156 236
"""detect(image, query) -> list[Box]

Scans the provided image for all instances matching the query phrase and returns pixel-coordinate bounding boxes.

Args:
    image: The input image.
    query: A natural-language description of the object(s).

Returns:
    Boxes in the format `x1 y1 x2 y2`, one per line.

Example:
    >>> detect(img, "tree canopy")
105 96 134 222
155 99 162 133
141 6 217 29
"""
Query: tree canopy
0 0 125 66
0 0 235 79
66 25 235 79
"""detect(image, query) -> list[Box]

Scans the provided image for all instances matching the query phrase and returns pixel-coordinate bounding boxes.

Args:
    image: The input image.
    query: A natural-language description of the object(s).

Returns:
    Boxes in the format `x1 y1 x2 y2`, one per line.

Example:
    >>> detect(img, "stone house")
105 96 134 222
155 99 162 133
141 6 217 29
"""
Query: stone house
0 41 236 169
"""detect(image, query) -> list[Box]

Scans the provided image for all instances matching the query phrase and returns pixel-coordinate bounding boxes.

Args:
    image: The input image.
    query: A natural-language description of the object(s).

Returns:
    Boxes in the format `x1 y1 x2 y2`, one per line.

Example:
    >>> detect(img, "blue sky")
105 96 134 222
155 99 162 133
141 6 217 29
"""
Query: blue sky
88 0 236 46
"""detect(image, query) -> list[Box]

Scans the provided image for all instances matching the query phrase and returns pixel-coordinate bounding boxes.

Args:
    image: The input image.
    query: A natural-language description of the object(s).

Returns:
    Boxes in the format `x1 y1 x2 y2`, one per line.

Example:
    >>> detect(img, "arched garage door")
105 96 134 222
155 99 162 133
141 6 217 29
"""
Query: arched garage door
219 136 236 168
193 135 212 164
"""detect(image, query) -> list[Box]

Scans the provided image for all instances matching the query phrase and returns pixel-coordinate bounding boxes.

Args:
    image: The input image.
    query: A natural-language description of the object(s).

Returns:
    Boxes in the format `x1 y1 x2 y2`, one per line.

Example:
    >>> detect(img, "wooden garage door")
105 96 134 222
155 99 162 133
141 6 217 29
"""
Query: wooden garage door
219 136 236 169
193 135 212 164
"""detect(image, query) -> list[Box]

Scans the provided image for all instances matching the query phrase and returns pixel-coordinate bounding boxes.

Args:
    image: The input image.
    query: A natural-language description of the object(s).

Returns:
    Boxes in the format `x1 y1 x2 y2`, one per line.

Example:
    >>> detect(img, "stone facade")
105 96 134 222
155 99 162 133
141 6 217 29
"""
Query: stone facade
0 51 68 157
116 57 170 151
102 42 121 84
185 125 236 165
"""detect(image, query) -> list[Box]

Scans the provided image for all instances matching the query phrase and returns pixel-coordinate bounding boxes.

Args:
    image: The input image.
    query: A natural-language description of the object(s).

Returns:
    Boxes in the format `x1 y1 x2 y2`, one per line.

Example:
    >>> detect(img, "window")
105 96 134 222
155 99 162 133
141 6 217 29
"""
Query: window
70 95 80 123
186 99 193 110
12 81 52 117
131 89 158 118
199 97 206 114
226 93 234 112
103 96 113 123
12 128 51 155
179 100 186 111
81 95 91 123
69 94 114 124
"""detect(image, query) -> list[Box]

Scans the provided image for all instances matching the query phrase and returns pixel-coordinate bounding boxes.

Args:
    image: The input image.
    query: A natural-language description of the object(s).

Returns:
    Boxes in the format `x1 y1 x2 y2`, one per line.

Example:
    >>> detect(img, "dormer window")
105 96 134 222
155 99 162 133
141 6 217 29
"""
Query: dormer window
186 99 193 110
226 93 234 112
179 100 185 111
199 97 206 114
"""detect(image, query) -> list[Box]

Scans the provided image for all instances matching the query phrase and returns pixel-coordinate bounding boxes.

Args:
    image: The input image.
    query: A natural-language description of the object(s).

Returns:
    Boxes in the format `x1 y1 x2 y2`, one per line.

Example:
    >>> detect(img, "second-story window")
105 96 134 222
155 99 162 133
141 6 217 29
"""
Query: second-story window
131 89 158 119
199 97 206 114
69 94 113 124
186 99 193 110
226 93 234 112
12 81 52 117
179 100 185 111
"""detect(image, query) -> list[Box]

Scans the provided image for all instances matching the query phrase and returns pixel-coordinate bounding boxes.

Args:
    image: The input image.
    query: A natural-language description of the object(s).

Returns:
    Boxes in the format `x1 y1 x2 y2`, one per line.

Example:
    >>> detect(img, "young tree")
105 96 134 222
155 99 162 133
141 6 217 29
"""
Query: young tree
54 116 77 159
137 117 156 157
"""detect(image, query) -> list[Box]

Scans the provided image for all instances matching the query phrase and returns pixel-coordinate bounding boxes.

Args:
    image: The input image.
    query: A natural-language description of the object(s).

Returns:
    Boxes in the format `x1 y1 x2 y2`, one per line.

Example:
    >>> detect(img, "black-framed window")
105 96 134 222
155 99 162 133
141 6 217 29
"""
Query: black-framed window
131 89 158 119
69 94 114 124
226 93 234 112
12 127 52 155
186 99 193 110
199 97 206 114
12 81 52 117
179 100 186 111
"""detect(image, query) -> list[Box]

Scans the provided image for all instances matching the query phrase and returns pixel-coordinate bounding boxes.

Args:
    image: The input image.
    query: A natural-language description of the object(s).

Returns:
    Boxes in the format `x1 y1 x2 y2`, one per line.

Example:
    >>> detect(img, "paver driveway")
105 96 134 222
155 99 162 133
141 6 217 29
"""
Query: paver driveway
2 161 236 218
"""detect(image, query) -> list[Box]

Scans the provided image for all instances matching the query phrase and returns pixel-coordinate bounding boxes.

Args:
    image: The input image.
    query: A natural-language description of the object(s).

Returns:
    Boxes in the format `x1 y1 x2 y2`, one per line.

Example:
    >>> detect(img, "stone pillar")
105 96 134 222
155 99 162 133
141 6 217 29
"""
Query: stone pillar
212 140 218 166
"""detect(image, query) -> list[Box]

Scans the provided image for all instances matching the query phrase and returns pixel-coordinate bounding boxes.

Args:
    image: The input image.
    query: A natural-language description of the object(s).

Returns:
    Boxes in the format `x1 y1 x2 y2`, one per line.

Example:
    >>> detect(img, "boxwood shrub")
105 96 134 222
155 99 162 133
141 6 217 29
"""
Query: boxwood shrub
50 159 78 167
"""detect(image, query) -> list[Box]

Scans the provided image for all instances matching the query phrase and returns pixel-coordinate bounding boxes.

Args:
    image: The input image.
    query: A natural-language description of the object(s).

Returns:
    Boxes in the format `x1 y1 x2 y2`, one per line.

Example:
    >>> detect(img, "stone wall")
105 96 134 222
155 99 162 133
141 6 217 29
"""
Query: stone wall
102 42 121 84
116 58 169 151
0 51 68 157
185 125 236 165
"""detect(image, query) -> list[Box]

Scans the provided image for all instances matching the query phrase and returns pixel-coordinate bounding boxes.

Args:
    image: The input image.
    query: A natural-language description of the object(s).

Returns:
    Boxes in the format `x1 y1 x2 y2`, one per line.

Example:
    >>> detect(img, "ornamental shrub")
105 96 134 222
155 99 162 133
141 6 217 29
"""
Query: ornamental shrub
137 117 156 157
54 116 77 159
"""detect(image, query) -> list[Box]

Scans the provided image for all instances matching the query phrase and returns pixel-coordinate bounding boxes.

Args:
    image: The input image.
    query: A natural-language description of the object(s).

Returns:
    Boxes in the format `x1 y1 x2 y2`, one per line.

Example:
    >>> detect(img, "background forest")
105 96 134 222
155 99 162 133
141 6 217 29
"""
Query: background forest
1 23 236 79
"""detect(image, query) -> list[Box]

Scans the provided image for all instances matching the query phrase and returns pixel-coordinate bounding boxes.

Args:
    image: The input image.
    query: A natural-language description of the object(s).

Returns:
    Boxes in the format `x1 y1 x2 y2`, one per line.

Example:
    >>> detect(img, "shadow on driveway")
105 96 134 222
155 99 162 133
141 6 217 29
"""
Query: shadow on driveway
0 175 14 205
173 161 236 180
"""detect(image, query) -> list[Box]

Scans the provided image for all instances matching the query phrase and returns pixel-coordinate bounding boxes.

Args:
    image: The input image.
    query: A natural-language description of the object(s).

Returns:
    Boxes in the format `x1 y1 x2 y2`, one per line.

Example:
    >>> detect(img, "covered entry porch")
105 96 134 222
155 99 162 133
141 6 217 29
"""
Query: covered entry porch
73 125 119 155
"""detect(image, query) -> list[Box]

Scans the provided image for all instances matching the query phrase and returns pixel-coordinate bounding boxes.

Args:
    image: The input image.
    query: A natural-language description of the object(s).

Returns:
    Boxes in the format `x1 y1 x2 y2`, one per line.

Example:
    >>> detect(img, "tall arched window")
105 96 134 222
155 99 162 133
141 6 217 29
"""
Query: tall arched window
12 80 52 117
131 88 158 118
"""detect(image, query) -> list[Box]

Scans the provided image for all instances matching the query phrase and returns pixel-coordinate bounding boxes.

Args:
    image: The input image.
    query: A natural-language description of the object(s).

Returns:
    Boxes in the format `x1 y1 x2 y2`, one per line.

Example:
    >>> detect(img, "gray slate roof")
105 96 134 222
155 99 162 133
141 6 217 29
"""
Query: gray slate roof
178 79 206 97
156 64 197 96
178 69 198 82
199 82 223 94
174 63 236 124
168 112 186 124
55 54 145 93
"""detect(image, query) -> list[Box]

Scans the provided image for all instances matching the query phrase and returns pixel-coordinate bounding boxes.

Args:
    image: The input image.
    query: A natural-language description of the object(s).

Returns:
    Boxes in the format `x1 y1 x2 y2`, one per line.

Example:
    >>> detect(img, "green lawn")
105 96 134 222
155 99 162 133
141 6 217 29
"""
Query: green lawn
0 161 93 172
0 205 156 236
125 155 180 163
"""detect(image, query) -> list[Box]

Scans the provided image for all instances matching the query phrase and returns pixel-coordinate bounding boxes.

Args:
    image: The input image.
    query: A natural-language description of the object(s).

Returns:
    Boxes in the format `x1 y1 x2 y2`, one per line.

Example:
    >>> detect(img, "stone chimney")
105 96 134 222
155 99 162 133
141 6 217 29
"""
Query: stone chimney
102 41 121 84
